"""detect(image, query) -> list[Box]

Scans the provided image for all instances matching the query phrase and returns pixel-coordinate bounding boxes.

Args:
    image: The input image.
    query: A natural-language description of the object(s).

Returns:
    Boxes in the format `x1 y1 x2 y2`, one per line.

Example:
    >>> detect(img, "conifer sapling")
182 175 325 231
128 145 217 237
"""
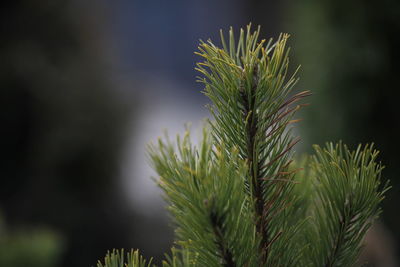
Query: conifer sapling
97 24 389 267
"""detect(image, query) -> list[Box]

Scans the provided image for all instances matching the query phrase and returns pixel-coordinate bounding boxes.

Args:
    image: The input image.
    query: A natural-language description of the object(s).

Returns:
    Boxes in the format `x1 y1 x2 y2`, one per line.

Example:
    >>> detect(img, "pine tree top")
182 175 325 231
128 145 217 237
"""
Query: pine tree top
97 24 389 267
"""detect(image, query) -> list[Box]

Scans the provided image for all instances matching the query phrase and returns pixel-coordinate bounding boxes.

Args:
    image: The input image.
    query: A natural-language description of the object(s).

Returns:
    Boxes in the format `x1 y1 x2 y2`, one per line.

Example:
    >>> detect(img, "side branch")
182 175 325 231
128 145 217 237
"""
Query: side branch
209 210 236 267
324 216 349 267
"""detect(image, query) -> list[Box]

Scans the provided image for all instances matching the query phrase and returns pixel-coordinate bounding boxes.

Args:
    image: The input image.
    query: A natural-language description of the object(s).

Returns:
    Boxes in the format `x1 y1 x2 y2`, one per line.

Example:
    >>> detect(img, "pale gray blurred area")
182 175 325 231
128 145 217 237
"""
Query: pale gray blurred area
120 76 208 213
109 0 246 213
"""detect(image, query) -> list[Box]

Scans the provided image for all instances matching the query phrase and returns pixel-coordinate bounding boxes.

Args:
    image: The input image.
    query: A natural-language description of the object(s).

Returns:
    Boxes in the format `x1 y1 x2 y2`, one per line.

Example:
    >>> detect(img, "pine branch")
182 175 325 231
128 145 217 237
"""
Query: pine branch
307 142 390 267
196 24 310 266
148 128 260 267
97 249 153 267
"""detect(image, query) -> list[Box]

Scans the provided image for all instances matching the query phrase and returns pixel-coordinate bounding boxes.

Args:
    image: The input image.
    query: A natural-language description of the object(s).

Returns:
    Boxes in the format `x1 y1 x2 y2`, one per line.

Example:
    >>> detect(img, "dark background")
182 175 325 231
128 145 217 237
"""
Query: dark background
1 1 399 266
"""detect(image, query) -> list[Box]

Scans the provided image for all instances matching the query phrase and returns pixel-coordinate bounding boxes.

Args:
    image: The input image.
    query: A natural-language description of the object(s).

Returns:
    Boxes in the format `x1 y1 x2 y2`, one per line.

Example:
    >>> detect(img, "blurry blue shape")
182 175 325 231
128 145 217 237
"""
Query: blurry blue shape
109 0 246 93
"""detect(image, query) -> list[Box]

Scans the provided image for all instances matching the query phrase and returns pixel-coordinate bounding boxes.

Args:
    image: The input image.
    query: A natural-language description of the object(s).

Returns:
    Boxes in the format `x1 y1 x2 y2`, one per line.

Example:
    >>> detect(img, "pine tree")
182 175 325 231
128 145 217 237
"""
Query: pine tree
96 25 389 267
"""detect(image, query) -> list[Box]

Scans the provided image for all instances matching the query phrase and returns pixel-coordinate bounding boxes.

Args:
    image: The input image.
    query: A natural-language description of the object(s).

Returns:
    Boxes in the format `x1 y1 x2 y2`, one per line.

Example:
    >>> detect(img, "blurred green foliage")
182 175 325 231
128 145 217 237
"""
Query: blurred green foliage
0 214 63 267
0 1 143 266
288 0 400 147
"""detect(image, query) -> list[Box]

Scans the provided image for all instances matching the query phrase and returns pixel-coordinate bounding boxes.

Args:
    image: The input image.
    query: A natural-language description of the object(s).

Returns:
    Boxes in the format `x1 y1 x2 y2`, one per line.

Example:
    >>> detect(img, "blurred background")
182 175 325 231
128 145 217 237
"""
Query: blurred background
1 0 399 266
